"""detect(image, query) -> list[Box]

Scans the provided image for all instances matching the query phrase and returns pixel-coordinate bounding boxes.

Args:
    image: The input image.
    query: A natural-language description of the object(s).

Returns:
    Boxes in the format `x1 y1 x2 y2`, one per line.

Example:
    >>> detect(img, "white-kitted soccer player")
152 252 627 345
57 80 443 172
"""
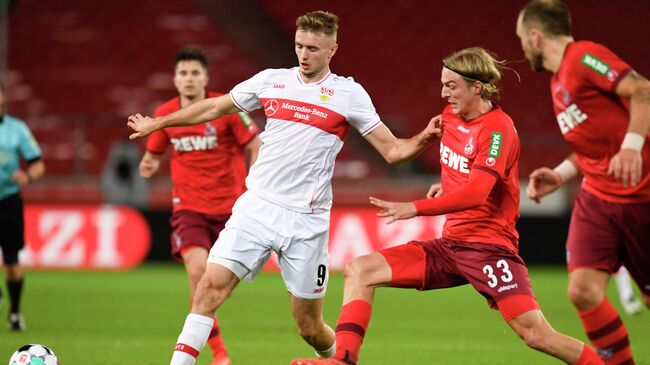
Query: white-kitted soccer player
128 11 441 365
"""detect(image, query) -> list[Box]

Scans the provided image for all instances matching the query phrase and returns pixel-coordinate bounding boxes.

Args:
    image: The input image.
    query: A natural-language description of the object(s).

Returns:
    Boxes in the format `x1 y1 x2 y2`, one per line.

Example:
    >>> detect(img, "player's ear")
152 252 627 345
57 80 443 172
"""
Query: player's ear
473 81 483 96
329 43 338 59
530 29 543 50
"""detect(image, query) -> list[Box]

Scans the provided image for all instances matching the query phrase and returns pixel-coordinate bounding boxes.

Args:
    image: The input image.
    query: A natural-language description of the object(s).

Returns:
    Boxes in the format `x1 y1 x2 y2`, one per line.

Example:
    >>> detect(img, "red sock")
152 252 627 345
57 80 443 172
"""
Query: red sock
576 344 605 365
578 298 634 364
207 318 228 358
333 300 372 364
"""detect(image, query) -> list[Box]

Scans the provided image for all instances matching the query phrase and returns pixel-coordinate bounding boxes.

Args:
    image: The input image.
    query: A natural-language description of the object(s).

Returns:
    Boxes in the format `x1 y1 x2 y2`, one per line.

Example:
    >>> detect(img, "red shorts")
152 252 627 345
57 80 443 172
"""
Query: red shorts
380 238 539 321
169 210 230 262
567 189 650 296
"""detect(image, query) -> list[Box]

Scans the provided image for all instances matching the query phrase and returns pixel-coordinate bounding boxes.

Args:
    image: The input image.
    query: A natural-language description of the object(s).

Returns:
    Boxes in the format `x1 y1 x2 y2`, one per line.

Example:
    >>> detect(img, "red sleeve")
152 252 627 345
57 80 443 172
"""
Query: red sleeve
575 43 632 93
471 117 516 179
146 130 169 154
146 105 170 153
414 169 497 216
229 111 259 146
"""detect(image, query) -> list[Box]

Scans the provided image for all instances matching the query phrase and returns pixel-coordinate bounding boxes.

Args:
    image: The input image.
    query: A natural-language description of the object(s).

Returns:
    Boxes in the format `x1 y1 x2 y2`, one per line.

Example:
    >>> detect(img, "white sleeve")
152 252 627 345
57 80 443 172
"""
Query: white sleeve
346 83 382 136
229 69 272 112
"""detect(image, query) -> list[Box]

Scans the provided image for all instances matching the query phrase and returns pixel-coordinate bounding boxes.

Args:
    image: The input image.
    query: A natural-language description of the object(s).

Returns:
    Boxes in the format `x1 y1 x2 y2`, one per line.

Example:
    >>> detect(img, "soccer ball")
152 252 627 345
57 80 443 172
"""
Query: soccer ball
8 344 58 365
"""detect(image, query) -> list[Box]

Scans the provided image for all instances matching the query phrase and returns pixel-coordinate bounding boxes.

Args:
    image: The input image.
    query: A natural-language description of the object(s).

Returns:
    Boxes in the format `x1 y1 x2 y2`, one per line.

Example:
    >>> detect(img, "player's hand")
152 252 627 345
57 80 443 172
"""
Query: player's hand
426 183 443 198
139 157 160 178
127 114 157 140
607 149 642 188
425 115 443 139
11 169 29 186
526 167 562 204
369 196 417 224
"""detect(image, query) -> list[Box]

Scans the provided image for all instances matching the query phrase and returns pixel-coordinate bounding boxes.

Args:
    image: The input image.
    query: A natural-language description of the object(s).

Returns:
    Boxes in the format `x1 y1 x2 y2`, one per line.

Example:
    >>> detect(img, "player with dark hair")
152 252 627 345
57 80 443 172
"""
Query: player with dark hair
291 47 603 365
0 80 46 331
129 11 441 365
138 45 261 365
517 1 650 363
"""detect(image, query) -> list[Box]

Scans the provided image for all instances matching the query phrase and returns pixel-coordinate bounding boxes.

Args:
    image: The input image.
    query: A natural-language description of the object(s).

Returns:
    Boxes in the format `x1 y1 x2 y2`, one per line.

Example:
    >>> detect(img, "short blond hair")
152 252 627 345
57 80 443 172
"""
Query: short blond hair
296 11 339 37
443 47 505 100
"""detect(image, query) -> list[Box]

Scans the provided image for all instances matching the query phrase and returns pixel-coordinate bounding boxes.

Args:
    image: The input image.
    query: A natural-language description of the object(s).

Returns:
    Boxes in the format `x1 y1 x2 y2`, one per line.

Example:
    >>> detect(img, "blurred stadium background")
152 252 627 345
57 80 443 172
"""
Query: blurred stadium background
1 0 649 363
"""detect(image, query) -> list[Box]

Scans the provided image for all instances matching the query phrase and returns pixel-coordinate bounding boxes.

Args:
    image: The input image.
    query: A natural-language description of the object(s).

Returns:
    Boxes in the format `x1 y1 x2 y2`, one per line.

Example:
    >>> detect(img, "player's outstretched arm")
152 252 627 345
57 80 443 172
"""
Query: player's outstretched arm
127 94 241 140
370 169 497 224
526 153 577 203
365 115 442 164
608 71 650 187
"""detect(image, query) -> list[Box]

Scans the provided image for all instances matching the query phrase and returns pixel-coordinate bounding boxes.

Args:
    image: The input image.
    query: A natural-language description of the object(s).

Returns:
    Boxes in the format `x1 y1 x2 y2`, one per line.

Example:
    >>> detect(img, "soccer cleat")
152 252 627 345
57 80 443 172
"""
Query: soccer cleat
209 353 231 365
621 295 643 315
8 312 25 332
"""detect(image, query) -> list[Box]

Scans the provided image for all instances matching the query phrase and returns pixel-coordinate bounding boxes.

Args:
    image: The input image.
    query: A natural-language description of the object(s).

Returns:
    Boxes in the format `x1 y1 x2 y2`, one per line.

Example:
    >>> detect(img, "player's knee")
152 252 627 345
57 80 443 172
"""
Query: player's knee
193 276 227 313
343 256 373 287
186 265 205 288
567 281 604 309
516 325 550 352
5 264 22 281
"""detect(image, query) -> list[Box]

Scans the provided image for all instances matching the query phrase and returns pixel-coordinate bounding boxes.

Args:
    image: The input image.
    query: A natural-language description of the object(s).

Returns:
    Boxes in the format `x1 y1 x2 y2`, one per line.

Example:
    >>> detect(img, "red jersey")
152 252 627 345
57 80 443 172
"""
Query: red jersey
146 92 259 214
551 41 650 203
440 105 520 250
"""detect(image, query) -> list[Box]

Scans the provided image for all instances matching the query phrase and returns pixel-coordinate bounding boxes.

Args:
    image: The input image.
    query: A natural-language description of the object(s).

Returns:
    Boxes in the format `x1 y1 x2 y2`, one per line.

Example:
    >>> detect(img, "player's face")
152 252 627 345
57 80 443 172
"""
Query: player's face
174 60 209 100
441 67 481 117
516 15 545 72
295 30 338 79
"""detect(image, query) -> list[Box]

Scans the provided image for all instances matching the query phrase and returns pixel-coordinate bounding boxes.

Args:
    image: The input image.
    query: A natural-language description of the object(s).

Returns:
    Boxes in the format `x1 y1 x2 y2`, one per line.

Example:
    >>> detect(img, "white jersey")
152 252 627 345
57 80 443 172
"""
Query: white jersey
230 67 382 213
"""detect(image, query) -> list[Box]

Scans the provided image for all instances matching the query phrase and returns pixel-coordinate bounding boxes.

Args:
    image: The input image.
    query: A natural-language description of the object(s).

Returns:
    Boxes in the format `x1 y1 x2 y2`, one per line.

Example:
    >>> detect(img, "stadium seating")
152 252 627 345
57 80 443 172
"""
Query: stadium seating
7 0 649 205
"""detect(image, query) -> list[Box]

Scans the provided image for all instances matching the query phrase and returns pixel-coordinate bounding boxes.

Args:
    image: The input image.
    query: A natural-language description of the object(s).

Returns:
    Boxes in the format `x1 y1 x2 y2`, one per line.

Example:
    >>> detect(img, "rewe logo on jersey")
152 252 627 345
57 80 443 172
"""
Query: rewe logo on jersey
440 142 470 174
556 104 588 134
171 136 218 152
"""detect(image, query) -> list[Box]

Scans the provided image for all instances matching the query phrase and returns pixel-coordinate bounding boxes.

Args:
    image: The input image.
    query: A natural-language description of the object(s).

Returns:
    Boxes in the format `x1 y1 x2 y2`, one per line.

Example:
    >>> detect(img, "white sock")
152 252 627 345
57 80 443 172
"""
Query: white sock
615 267 634 303
315 341 336 359
170 313 215 365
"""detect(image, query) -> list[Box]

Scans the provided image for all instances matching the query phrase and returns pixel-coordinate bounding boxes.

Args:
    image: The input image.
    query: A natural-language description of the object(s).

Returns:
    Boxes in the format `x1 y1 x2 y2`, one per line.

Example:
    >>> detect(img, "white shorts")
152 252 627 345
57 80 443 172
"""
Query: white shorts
208 191 330 299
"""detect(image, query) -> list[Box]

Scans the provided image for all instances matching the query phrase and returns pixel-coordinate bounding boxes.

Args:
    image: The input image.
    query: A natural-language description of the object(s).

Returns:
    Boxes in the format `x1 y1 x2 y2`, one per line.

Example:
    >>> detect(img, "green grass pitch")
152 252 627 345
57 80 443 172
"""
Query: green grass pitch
1 264 648 364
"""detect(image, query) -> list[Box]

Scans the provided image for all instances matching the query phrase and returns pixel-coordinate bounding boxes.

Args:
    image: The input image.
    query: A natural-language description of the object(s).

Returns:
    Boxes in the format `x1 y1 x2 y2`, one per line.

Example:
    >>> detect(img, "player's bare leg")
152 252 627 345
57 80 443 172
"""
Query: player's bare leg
291 252 392 365
568 268 634 364
290 295 336 358
170 263 240 365
507 310 602 364
182 248 230 365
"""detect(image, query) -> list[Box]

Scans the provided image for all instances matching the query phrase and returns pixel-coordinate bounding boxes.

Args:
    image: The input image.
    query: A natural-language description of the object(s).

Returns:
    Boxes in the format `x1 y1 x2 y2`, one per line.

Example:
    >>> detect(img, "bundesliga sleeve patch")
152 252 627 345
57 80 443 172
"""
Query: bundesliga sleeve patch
581 53 610 76
489 132 502 158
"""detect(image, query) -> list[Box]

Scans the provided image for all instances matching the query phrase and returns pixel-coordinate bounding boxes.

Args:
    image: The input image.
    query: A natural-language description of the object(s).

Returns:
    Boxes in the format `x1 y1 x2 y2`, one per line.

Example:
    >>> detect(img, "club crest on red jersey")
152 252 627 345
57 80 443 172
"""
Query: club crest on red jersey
464 137 474 154
205 123 216 136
